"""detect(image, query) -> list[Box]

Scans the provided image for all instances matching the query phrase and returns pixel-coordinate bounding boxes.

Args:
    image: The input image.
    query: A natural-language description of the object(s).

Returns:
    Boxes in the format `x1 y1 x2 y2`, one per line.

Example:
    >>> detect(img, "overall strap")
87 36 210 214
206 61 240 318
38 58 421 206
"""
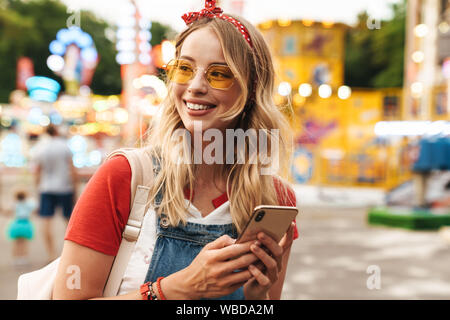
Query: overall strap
102 147 157 297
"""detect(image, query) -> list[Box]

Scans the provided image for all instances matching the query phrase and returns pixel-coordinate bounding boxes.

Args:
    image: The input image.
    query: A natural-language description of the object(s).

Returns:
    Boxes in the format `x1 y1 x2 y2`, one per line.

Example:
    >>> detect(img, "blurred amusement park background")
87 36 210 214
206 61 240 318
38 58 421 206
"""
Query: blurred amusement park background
1 0 450 299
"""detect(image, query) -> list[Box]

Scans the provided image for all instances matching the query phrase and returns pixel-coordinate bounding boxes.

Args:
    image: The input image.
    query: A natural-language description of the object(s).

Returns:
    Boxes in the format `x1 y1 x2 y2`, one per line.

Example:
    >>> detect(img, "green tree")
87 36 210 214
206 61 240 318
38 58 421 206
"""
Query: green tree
0 0 54 101
78 10 122 96
0 0 175 102
371 2 406 88
344 0 406 88
344 11 378 88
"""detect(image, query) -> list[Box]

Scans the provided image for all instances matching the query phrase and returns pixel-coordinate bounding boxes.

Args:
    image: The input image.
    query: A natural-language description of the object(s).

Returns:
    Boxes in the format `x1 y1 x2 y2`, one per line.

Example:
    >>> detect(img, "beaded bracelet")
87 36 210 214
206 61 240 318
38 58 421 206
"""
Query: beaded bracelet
140 281 158 300
156 277 166 300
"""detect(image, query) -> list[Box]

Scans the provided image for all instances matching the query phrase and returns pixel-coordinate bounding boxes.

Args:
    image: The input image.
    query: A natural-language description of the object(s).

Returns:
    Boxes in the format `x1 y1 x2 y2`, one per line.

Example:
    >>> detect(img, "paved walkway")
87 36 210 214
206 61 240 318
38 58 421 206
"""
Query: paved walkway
1 204 450 300
0 213 66 300
282 206 450 299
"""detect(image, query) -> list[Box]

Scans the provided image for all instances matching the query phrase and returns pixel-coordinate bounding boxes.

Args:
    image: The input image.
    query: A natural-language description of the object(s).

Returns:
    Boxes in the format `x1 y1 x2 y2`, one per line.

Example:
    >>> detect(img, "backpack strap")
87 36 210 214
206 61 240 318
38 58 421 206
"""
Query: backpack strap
102 147 156 297
106 148 154 206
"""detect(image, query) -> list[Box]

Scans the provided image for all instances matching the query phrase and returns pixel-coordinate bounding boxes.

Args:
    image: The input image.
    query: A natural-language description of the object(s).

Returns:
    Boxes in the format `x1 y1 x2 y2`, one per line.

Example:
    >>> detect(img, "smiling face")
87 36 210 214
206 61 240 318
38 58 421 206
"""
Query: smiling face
172 27 243 134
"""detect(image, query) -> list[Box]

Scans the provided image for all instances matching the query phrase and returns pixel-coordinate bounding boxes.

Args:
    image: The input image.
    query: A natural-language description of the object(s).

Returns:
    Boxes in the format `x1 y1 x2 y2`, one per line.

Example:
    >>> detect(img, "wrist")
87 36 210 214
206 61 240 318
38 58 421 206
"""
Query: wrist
161 270 199 300
151 282 160 300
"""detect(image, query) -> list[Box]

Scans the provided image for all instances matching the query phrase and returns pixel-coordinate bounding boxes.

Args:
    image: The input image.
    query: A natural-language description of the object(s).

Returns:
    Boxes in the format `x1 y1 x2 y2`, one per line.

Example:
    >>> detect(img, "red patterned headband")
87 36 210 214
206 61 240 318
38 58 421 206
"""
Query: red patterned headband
182 0 253 48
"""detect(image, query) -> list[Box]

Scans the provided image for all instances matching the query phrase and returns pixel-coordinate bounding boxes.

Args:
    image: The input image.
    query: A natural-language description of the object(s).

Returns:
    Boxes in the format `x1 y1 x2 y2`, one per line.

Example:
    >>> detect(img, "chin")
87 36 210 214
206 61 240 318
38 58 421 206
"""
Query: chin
182 119 212 134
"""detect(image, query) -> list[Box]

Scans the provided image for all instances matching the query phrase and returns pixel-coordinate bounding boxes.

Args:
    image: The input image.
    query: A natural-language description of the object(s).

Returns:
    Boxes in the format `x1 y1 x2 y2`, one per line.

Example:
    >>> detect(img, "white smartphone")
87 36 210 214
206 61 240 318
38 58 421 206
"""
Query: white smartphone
236 205 299 244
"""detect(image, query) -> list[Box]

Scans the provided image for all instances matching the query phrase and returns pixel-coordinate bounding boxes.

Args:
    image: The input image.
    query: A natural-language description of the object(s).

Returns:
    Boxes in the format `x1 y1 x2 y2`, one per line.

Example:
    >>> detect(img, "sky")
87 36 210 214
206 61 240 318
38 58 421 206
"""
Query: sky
60 0 402 32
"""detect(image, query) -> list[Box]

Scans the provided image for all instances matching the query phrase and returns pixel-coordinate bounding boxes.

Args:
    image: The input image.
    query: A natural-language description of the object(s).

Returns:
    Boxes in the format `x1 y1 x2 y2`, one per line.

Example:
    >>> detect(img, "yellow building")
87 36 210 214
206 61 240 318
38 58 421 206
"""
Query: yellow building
258 19 412 189
259 19 346 90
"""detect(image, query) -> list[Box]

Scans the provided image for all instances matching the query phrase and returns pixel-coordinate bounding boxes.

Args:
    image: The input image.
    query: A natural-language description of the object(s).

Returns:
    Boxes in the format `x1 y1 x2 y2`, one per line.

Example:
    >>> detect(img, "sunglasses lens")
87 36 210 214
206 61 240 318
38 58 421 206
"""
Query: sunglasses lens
206 65 234 89
166 60 235 89
167 60 193 84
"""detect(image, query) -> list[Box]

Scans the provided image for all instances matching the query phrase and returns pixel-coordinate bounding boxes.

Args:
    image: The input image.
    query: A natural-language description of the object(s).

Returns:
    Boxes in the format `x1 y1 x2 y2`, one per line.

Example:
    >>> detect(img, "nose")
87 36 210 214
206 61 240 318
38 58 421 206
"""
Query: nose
187 69 208 94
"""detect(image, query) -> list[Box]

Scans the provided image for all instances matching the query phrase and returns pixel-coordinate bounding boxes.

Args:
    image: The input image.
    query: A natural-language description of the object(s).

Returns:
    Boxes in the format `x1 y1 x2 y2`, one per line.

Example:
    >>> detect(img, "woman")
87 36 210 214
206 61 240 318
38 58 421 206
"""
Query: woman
53 0 298 300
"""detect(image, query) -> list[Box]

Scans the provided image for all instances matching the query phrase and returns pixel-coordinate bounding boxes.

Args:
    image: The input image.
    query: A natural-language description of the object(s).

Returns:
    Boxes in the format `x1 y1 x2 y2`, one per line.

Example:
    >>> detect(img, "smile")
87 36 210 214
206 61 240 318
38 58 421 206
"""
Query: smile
186 102 216 110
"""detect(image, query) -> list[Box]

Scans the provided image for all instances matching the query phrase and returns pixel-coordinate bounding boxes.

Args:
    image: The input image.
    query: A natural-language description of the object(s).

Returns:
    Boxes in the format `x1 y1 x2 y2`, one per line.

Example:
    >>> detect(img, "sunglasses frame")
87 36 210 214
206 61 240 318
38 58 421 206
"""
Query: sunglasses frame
164 59 235 90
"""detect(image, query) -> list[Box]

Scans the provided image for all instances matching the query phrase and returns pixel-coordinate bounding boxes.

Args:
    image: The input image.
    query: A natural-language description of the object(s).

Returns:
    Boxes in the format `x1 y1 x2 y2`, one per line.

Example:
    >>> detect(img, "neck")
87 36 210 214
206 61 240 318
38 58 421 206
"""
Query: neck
195 163 224 186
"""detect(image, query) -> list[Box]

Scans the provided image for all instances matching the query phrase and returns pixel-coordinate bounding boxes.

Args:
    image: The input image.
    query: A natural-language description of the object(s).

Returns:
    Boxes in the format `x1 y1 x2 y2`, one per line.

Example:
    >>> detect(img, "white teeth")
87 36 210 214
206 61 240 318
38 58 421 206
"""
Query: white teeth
186 102 212 110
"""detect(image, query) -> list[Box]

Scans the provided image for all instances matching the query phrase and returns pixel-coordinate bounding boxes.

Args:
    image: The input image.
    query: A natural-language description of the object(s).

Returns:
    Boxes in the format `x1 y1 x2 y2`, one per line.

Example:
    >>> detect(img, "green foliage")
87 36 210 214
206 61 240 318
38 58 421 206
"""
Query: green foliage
150 21 174 47
344 0 406 88
0 0 64 101
0 0 175 102
78 10 122 96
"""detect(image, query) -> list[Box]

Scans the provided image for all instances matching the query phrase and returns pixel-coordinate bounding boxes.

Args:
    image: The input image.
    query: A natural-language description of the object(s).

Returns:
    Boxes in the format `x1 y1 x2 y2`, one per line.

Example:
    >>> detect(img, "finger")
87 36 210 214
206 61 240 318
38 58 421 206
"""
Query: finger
216 240 255 261
248 264 271 287
205 234 235 250
253 260 265 272
221 268 253 287
250 243 279 283
279 222 295 250
220 251 260 274
256 233 283 270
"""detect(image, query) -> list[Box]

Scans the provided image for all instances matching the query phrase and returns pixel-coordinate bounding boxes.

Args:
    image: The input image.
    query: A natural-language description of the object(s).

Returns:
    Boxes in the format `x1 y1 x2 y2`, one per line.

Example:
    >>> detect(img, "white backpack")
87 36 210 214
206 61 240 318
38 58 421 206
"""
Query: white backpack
17 148 156 299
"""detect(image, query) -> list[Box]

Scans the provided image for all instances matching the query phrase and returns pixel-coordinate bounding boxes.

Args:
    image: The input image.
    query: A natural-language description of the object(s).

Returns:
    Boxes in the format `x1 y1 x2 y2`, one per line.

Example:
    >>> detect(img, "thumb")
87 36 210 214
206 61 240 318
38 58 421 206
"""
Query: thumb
205 234 236 250
279 222 295 250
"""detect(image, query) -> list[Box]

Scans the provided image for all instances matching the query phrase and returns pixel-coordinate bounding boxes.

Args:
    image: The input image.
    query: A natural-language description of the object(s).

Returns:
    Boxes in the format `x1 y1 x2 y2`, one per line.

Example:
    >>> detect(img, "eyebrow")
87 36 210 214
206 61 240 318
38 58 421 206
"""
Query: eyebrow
179 55 228 66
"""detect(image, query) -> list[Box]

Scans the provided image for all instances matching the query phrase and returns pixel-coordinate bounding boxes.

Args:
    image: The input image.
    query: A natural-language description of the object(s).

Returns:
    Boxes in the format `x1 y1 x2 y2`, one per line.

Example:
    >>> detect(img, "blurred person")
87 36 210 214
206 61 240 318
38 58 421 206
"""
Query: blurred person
52 0 298 300
6 191 36 268
33 124 77 261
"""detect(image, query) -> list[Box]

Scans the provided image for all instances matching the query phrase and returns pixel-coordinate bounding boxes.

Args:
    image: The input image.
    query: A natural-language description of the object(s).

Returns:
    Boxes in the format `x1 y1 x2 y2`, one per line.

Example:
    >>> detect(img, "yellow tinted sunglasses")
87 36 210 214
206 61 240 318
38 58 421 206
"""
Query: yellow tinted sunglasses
165 59 235 90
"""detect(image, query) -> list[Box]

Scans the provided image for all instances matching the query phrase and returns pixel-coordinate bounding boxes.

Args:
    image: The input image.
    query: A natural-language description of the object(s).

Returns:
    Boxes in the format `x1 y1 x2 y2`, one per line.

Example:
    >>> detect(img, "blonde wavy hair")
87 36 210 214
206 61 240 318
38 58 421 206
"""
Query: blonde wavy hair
143 15 294 233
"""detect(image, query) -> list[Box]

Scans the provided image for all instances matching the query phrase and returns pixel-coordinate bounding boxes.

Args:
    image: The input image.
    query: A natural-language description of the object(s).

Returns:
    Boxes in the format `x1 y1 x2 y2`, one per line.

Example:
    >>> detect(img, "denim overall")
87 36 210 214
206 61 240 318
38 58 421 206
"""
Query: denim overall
143 176 245 300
